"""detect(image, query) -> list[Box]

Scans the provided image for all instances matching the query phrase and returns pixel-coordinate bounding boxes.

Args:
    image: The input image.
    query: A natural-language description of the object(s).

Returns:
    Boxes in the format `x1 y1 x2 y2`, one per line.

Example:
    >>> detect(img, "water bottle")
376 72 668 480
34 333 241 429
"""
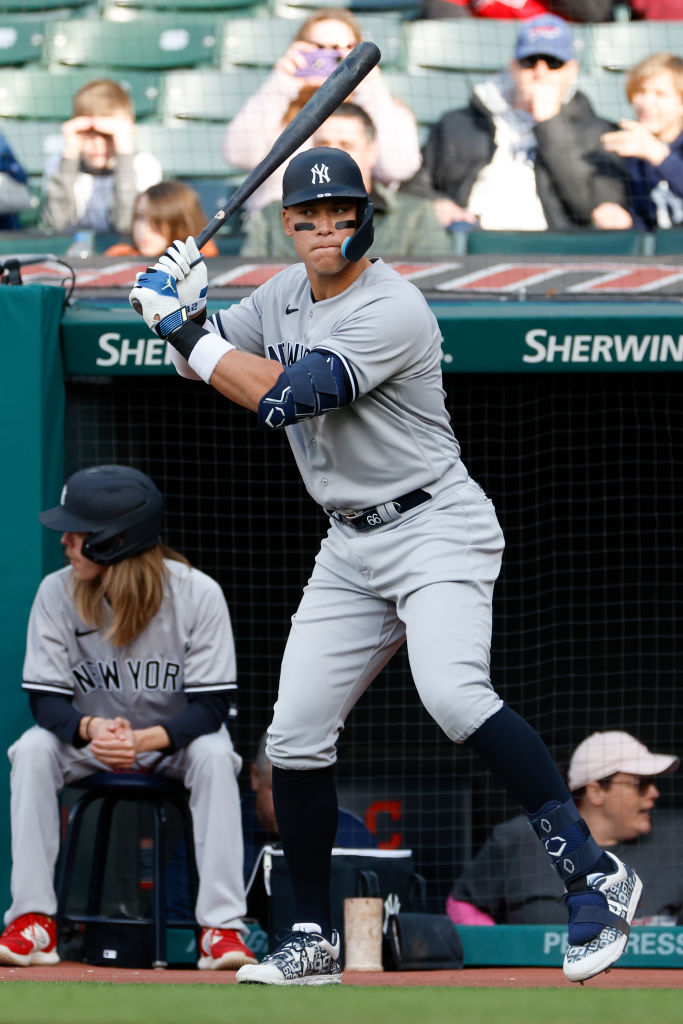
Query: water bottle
65 230 94 260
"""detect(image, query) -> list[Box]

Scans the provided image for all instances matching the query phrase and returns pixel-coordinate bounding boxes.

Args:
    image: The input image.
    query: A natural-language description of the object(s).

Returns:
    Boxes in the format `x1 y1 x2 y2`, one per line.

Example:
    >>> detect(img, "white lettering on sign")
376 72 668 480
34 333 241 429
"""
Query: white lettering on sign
96 333 175 367
523 328 683 364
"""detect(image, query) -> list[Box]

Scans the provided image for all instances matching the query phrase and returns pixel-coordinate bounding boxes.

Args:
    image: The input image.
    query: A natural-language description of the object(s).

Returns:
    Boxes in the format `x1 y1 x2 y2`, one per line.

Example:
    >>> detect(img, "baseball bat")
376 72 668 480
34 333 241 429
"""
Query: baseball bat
192 40 381 256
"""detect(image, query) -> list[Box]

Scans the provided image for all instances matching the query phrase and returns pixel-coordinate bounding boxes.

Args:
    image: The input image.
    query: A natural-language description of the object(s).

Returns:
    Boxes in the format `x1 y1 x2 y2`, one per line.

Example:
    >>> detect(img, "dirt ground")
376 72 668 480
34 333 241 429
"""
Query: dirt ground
1 962 681 988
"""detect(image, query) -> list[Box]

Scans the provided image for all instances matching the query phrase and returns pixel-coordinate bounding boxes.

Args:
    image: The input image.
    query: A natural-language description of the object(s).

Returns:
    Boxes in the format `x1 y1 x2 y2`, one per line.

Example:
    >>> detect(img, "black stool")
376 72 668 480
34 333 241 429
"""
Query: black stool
56 771 198 968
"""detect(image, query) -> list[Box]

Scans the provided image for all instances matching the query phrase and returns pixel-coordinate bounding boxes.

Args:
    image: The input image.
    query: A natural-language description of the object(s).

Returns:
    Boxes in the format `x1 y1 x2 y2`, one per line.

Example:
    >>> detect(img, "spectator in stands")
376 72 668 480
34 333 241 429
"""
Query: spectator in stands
419 0 615 20
601 53 683 230
241 103 452 259
222 7 421 216
402 15 633 232
42 79 162 235
105 181 218 258
447 731 682 925
0 131 31 230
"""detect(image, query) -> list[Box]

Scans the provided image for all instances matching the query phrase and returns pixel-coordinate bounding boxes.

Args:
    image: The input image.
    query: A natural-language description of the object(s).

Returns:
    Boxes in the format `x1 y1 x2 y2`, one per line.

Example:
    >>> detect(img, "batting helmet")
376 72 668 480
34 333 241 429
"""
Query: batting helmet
39 465 163 565
282 146 374 262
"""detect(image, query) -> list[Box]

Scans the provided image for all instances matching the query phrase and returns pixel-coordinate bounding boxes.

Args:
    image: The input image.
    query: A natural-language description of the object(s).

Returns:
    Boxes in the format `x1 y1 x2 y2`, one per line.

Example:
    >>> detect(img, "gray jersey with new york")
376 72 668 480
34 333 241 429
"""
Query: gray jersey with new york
22 559 236 726
208 259 460 511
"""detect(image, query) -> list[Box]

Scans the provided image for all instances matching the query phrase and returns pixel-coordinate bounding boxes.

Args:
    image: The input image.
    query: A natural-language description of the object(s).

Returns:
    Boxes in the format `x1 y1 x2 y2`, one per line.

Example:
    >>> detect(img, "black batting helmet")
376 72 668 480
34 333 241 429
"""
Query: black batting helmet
39 465 163 565
282 146 374 262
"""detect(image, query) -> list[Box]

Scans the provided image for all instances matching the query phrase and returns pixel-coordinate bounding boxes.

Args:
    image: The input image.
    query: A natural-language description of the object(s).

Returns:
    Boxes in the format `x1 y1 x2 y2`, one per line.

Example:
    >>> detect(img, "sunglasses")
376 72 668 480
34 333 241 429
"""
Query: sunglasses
518 54 566 70
608 777 657 796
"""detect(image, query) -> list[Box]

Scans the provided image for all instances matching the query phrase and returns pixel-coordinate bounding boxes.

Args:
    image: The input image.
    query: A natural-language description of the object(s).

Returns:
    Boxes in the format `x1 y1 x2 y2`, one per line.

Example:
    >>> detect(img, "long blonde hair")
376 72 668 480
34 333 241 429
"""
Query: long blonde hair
71 543 189 647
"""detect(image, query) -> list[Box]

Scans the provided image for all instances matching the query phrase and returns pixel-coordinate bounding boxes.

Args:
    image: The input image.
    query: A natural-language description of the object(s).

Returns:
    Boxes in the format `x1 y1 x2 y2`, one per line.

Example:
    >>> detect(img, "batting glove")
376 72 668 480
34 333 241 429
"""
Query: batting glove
129 268 190 338
154 236 208 318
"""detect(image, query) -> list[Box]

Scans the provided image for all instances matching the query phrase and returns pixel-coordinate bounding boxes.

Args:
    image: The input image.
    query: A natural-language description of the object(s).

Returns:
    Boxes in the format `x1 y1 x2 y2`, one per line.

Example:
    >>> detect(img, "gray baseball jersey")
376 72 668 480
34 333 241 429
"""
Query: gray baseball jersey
209 259 460 511
22 559 236 727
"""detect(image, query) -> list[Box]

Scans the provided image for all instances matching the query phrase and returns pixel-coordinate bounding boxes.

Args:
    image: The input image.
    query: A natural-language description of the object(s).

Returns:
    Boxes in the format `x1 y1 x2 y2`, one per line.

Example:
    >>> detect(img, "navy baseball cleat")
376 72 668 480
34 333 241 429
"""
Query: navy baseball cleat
563 852 642 982
236 923 342 985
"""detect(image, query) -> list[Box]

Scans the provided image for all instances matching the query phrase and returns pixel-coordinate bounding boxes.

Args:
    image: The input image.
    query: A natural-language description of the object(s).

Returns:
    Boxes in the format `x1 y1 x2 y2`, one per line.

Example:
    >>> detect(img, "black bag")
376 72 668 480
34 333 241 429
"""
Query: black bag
82 916 155 968
383 912 464 971
246 845 424 951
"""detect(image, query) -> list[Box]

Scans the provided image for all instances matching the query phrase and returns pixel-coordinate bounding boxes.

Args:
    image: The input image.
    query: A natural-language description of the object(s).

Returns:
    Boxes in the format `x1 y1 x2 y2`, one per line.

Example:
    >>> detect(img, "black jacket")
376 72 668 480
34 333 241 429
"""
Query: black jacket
403 88 630 229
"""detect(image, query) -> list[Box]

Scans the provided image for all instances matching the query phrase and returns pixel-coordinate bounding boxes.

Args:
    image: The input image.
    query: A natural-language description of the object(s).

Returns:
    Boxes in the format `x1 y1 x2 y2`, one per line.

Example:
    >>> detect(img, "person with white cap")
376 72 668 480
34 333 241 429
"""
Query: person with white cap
447 731 681 927
402 14 633 231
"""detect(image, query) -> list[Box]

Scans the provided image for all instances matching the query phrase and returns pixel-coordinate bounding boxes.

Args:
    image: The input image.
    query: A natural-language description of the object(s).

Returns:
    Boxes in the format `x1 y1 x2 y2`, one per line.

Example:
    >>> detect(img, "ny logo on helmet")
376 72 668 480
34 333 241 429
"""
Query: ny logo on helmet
311 163 330 185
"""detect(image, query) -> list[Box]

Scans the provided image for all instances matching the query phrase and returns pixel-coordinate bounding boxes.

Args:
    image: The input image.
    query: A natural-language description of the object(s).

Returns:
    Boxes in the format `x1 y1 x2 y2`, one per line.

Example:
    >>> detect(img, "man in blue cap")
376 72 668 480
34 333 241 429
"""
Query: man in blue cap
403 14 633 232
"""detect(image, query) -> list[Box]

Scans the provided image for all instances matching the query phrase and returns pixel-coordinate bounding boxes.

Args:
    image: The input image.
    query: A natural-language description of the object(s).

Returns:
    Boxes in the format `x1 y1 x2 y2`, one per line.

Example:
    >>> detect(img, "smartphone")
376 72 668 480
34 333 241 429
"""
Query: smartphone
295 47 342 78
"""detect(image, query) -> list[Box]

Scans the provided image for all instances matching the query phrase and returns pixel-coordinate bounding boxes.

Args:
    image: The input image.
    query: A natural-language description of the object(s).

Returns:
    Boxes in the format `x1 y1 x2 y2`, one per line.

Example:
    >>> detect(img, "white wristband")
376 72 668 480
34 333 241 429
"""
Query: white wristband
187 332 235 383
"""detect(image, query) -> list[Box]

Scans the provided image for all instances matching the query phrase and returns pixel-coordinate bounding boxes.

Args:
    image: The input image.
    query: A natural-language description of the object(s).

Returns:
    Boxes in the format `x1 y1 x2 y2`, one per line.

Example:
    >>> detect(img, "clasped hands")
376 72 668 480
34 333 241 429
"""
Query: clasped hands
88 716 139 770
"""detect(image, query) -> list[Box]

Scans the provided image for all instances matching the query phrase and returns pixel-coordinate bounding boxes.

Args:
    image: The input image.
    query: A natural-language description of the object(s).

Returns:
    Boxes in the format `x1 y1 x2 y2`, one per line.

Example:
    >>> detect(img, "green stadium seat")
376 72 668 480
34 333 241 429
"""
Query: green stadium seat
587 22 683 75
44 17 219 70
0 0 92 10
0 119 61 176
159 67 269 122
466 229 647 256
219 13 406 72
405 19 519 74
0 68 160 120
382 69 472 128
220 16 301 70
274 0 419 16
135 121 240 178
0 17 45 66
579 74 631 124
109 0 264 10
405 18 594 75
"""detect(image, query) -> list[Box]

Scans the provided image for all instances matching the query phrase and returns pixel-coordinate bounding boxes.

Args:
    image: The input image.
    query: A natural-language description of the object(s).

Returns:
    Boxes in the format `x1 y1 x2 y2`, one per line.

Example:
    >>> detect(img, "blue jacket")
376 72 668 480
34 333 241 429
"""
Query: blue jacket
0 133 29 231
626 129 683 231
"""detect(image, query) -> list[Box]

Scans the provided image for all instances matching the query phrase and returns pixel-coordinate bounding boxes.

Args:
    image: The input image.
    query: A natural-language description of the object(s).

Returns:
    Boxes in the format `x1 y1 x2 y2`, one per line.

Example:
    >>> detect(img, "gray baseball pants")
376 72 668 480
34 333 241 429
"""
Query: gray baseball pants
268 467 506 770
5 725 246 930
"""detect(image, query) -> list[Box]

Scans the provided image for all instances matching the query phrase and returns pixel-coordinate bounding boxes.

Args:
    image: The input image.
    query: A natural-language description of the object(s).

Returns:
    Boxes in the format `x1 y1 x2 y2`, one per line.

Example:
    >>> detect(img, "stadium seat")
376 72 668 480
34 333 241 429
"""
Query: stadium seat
135 121 238 178
274 0 419 16
0 17 45 66
0 118 60 176
220 16 301 70
382 69 472 128
405 19 519 74
220 13 406 72
159 67 269 122
0 0 93 9
587 22 683 75
0 68 161 120
579 73 631 124
466 229 647 256
44 17 219 70
109 0 264 9
405 18 594 75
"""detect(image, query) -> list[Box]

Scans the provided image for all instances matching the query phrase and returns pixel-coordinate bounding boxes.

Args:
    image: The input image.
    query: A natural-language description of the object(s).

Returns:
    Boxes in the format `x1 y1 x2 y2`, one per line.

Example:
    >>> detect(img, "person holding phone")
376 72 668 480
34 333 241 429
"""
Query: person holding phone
222 6 420 216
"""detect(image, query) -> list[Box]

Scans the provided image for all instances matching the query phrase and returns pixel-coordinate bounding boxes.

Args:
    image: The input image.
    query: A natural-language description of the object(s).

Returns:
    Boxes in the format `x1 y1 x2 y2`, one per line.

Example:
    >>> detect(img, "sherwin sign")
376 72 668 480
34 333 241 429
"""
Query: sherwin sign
523 328 683 364
60 301 683 375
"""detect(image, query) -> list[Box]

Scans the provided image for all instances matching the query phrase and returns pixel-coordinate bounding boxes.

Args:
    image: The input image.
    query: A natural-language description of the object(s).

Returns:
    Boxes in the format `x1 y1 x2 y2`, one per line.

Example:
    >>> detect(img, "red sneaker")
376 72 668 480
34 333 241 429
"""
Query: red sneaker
197 927 258 970
0 913 60 967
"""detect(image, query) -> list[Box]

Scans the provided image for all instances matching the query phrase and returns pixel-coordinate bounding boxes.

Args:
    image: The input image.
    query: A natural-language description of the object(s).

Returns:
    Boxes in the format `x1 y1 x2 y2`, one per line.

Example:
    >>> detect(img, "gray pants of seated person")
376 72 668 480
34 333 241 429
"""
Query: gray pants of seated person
5 724 246 930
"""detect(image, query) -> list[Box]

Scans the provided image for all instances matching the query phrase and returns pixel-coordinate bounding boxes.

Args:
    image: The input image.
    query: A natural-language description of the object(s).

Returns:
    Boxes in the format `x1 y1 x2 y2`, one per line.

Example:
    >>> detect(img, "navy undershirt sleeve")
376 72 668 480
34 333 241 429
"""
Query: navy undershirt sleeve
163 692 233 752
29 692 83 747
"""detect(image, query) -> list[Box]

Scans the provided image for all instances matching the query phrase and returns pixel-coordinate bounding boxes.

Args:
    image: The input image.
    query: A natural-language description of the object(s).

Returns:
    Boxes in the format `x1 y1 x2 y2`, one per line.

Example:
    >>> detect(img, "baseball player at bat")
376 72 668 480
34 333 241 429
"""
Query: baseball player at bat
0 465 257 971
129 147 642 985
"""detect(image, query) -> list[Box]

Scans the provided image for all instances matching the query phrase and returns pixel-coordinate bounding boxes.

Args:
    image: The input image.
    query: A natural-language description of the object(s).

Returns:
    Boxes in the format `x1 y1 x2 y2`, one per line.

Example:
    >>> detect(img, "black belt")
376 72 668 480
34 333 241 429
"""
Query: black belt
335 488 431 533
